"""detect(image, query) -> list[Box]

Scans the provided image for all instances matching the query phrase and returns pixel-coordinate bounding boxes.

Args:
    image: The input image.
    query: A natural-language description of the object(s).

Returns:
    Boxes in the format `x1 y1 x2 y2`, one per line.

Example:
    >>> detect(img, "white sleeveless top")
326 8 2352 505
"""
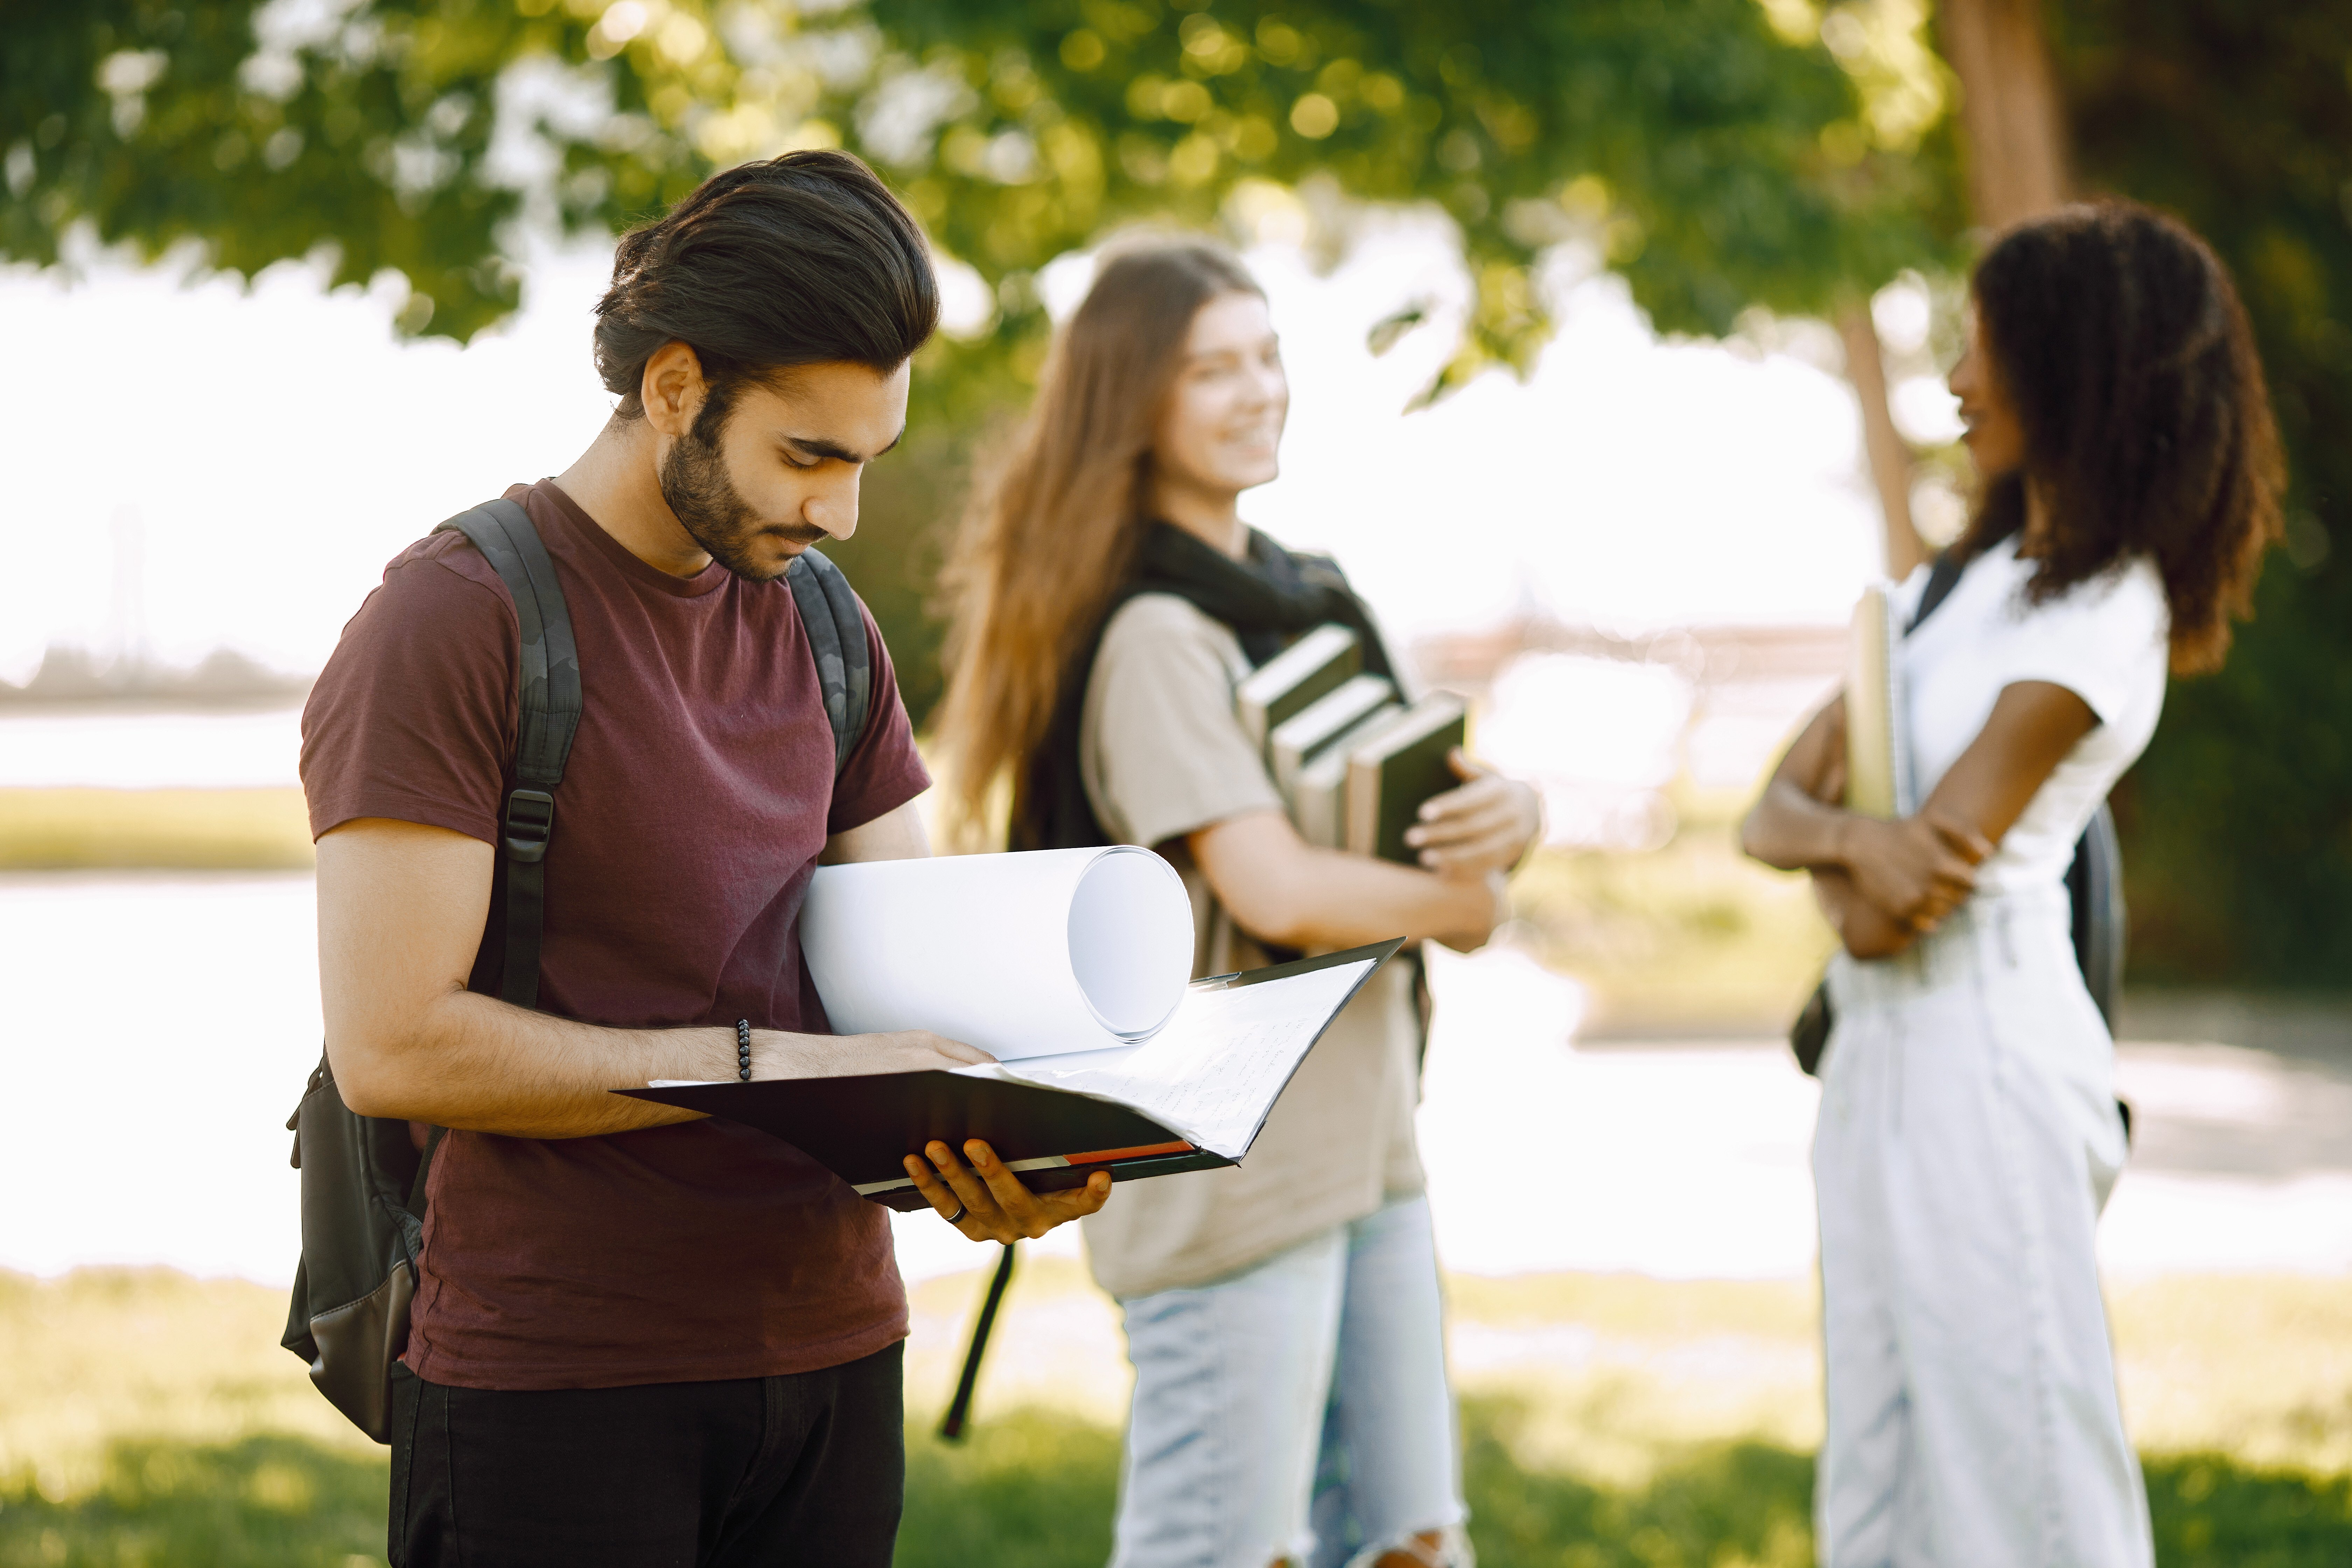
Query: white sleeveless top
1896 536 2170 897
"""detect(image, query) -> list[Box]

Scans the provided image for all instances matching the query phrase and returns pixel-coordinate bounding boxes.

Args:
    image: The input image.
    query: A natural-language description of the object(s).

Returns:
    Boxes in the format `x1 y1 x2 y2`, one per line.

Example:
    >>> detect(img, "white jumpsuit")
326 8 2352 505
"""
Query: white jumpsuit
1812 539 2168 1568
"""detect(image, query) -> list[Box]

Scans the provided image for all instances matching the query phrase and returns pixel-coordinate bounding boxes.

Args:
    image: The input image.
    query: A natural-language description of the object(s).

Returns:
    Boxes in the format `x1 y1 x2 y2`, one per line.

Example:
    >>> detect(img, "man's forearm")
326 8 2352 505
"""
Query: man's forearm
330 988 746 1135
328 992 890 1138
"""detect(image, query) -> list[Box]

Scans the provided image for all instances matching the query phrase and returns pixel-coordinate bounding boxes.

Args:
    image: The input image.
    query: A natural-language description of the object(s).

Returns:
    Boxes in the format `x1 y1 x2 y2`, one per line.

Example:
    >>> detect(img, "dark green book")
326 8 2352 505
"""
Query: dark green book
1268 672 1396 799
1344 693 1468 864
1234 624 1360 755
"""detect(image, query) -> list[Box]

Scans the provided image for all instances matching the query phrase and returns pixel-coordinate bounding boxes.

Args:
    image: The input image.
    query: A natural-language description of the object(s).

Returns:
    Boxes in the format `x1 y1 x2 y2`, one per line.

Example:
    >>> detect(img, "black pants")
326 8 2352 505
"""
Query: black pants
388 1342 904 1567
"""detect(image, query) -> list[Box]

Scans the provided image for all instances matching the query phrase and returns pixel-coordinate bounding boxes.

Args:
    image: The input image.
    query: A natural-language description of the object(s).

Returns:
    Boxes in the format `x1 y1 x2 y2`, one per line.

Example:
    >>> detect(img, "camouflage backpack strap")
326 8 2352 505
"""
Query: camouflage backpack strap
431 497 582 1009
784 546 873 774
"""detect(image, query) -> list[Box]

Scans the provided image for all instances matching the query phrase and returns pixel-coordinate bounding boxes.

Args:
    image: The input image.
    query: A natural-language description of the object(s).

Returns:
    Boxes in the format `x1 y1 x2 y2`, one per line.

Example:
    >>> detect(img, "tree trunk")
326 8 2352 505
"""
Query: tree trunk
1938 0 2071 227
1840 307 1926 581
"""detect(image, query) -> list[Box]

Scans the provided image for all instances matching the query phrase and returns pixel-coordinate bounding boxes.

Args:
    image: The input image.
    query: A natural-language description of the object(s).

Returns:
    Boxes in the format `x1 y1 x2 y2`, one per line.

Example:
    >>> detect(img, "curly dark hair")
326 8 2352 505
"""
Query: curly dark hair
591 149 937 438
1964 200 2284 674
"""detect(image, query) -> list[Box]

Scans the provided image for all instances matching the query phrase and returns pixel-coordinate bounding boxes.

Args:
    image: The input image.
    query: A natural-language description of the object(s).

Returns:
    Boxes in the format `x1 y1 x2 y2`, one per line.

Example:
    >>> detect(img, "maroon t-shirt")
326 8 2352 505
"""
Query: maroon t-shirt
300 480 931 1391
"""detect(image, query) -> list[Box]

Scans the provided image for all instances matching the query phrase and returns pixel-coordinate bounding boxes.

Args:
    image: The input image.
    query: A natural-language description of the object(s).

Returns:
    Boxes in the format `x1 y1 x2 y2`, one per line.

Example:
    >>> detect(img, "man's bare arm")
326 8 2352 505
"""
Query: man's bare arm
317 815 986 1137
821 793 932 863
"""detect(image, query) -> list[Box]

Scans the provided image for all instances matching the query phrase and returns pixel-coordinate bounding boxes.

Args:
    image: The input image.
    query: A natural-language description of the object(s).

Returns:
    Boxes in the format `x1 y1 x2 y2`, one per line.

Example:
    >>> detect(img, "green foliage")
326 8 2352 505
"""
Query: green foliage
856 0 1961 400
2 1 1960 400
4 1 528 339
2050 1 2352 984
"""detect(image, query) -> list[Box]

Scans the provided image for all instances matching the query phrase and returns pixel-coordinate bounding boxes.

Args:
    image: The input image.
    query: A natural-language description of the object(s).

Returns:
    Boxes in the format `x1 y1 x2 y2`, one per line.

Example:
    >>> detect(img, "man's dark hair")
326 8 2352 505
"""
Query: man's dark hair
593 149 939 435
1963 199 2284 674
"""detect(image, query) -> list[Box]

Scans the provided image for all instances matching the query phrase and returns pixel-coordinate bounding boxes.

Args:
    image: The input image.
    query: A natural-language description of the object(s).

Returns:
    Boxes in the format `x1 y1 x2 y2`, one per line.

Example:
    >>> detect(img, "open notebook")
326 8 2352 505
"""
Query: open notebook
621 941 1399 1211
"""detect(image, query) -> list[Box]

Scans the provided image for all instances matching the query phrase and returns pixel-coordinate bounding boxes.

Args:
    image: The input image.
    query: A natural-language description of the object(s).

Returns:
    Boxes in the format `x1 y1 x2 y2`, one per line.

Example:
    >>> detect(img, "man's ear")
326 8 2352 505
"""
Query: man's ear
640 341 708 438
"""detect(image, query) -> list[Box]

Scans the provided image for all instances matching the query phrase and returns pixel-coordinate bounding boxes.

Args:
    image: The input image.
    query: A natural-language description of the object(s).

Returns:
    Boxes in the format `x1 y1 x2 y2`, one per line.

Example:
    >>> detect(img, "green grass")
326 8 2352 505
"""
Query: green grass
0 1436 386 1568
7 1267 2352 1565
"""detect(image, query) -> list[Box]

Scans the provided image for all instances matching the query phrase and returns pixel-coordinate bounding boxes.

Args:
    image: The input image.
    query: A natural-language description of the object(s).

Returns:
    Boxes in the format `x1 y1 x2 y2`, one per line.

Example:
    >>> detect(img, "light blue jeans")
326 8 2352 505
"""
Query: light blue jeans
1110 1195 1471 1568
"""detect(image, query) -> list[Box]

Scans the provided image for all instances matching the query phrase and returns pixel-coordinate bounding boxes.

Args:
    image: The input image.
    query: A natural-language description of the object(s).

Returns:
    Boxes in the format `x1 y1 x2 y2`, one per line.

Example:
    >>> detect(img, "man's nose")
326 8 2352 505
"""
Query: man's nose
804 468 862 542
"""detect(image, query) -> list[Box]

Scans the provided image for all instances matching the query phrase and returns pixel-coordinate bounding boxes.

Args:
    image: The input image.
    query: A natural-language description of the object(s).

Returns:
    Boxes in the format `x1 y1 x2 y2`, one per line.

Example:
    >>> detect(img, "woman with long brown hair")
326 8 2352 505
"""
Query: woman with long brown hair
1743 201 2283 1567
936 240 1541 1568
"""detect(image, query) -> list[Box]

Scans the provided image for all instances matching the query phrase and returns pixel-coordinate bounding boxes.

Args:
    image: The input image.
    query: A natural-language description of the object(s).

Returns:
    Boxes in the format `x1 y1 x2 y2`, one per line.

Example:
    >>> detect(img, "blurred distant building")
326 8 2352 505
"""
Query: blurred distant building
0 645 310 709
1411 614 1845 851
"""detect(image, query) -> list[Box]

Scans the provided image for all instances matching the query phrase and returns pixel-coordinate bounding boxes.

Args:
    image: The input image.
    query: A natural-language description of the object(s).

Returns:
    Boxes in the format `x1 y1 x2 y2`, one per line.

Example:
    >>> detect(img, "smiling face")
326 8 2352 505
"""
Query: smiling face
1948 307 2028 484
642 344 908 581
1152 291 1288 506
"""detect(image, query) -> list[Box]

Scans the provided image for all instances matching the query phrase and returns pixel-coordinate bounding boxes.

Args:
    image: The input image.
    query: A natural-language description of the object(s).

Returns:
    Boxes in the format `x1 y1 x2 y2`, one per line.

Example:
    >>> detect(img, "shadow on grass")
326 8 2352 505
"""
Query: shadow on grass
3 1413 2346 1567
0 1433 388 1567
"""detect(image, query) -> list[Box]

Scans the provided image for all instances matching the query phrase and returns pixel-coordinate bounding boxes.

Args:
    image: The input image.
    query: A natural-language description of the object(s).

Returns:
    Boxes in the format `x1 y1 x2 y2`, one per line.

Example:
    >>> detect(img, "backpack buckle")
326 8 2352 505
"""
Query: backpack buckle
502 789 555 863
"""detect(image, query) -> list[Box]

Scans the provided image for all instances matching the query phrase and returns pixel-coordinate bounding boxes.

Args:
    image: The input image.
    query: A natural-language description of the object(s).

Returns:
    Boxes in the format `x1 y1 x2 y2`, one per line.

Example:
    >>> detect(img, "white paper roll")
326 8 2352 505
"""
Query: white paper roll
798 847 1197 1061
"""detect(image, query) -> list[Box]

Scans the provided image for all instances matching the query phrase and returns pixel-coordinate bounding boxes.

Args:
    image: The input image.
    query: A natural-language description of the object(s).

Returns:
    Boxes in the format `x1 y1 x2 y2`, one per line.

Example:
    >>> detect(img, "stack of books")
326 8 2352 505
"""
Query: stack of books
1234 624 1468 863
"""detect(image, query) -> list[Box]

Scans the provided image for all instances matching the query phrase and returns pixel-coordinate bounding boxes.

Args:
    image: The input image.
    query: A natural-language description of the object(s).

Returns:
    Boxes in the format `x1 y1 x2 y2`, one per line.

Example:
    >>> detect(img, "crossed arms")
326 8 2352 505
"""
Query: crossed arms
1740 682 2097 959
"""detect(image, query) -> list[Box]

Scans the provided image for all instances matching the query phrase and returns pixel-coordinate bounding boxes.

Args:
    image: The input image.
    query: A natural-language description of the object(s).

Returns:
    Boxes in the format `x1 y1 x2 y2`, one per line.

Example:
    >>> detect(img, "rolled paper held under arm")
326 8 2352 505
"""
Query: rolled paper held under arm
797 846 1197 1061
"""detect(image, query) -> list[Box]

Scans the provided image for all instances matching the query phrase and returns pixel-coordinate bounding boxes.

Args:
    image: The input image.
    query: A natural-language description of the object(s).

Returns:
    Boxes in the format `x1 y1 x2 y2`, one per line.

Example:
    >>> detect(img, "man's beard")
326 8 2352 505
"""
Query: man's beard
658 424 825 581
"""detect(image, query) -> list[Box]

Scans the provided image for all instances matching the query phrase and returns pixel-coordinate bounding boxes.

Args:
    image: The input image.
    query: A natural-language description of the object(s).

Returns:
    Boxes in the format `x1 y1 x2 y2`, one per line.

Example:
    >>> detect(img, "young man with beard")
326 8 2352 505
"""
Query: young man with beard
300 151 1109 1566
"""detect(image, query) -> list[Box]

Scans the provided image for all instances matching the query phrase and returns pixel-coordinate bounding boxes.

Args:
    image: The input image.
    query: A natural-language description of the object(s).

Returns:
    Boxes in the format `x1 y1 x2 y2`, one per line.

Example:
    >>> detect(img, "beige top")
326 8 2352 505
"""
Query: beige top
1075 592 1425 1301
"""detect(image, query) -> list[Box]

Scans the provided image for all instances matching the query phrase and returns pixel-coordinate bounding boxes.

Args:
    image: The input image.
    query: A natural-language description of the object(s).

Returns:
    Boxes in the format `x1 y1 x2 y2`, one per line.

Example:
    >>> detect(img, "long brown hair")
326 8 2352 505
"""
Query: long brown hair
932 240 1263 845
1965 200 2285 674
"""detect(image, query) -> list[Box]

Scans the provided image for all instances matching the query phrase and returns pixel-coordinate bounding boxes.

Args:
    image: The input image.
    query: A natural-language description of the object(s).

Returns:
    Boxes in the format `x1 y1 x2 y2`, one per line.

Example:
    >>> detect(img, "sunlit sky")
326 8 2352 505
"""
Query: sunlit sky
0 218 1953 689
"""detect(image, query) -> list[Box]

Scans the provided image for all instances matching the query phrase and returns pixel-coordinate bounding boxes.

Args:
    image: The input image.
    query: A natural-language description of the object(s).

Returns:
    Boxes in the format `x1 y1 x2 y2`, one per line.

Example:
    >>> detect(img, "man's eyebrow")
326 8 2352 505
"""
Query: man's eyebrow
780 425 906 464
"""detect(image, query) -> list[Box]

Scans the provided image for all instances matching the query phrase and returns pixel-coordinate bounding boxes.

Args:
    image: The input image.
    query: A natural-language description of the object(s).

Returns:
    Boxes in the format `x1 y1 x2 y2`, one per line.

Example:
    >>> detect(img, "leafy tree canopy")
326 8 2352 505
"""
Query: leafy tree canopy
2049 0 2352 985
4 0 1960 409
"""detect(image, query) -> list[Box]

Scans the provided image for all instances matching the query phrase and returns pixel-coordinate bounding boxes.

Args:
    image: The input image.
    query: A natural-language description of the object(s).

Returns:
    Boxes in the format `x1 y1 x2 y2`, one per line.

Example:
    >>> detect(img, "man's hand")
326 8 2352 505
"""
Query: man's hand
902 1139 1113 1242
1838 810 1990 932
1404 749 1544 877
752 1029 993 1079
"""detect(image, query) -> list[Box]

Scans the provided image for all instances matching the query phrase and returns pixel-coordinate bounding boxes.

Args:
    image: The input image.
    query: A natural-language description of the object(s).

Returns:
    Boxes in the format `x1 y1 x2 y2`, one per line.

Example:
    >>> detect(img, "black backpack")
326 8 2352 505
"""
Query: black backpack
281 496 874 1441
1788 548 2126 1076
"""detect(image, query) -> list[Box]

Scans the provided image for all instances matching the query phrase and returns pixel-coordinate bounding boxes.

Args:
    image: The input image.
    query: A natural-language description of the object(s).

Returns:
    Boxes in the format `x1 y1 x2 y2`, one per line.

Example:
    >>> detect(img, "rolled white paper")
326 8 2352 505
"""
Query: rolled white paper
799 846 1196 1061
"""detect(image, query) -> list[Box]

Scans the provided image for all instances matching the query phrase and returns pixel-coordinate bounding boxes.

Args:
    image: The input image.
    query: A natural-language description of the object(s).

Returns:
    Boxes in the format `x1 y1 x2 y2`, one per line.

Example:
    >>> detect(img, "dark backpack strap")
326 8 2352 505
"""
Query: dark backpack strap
1904 548 1968 636
939 1243 1016 1441
785 546 873 774
2067 801 2127 1028
431 498 582 1010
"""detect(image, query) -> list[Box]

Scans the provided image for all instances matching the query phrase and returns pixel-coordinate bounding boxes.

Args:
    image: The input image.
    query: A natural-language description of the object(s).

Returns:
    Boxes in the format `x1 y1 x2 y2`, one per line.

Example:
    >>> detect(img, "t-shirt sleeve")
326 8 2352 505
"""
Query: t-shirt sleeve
300 537 518 845
1990 560 2171 726
1083 596 1283 851
825 603 933 836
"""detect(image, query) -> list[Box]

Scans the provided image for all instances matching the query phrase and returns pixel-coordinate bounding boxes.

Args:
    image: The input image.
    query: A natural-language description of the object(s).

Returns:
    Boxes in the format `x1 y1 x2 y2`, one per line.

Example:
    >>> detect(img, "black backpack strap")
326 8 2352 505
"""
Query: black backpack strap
785 546 872 774
2066 801 2127 1028
1904 548 1968 636
939 1243 1016 1441
431 497 582 1010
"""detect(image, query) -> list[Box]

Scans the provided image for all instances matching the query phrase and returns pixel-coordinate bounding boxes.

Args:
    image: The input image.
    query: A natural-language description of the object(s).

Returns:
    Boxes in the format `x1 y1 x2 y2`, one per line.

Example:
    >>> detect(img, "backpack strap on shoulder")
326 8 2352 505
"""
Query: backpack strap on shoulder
785 546 872 775
431 497 582 1009
1905 548 1968 635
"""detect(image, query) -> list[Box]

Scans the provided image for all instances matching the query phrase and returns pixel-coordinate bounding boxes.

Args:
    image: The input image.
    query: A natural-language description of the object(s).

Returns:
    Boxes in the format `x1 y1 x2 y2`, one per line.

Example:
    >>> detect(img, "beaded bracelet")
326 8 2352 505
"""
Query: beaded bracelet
736 1019 752 1082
